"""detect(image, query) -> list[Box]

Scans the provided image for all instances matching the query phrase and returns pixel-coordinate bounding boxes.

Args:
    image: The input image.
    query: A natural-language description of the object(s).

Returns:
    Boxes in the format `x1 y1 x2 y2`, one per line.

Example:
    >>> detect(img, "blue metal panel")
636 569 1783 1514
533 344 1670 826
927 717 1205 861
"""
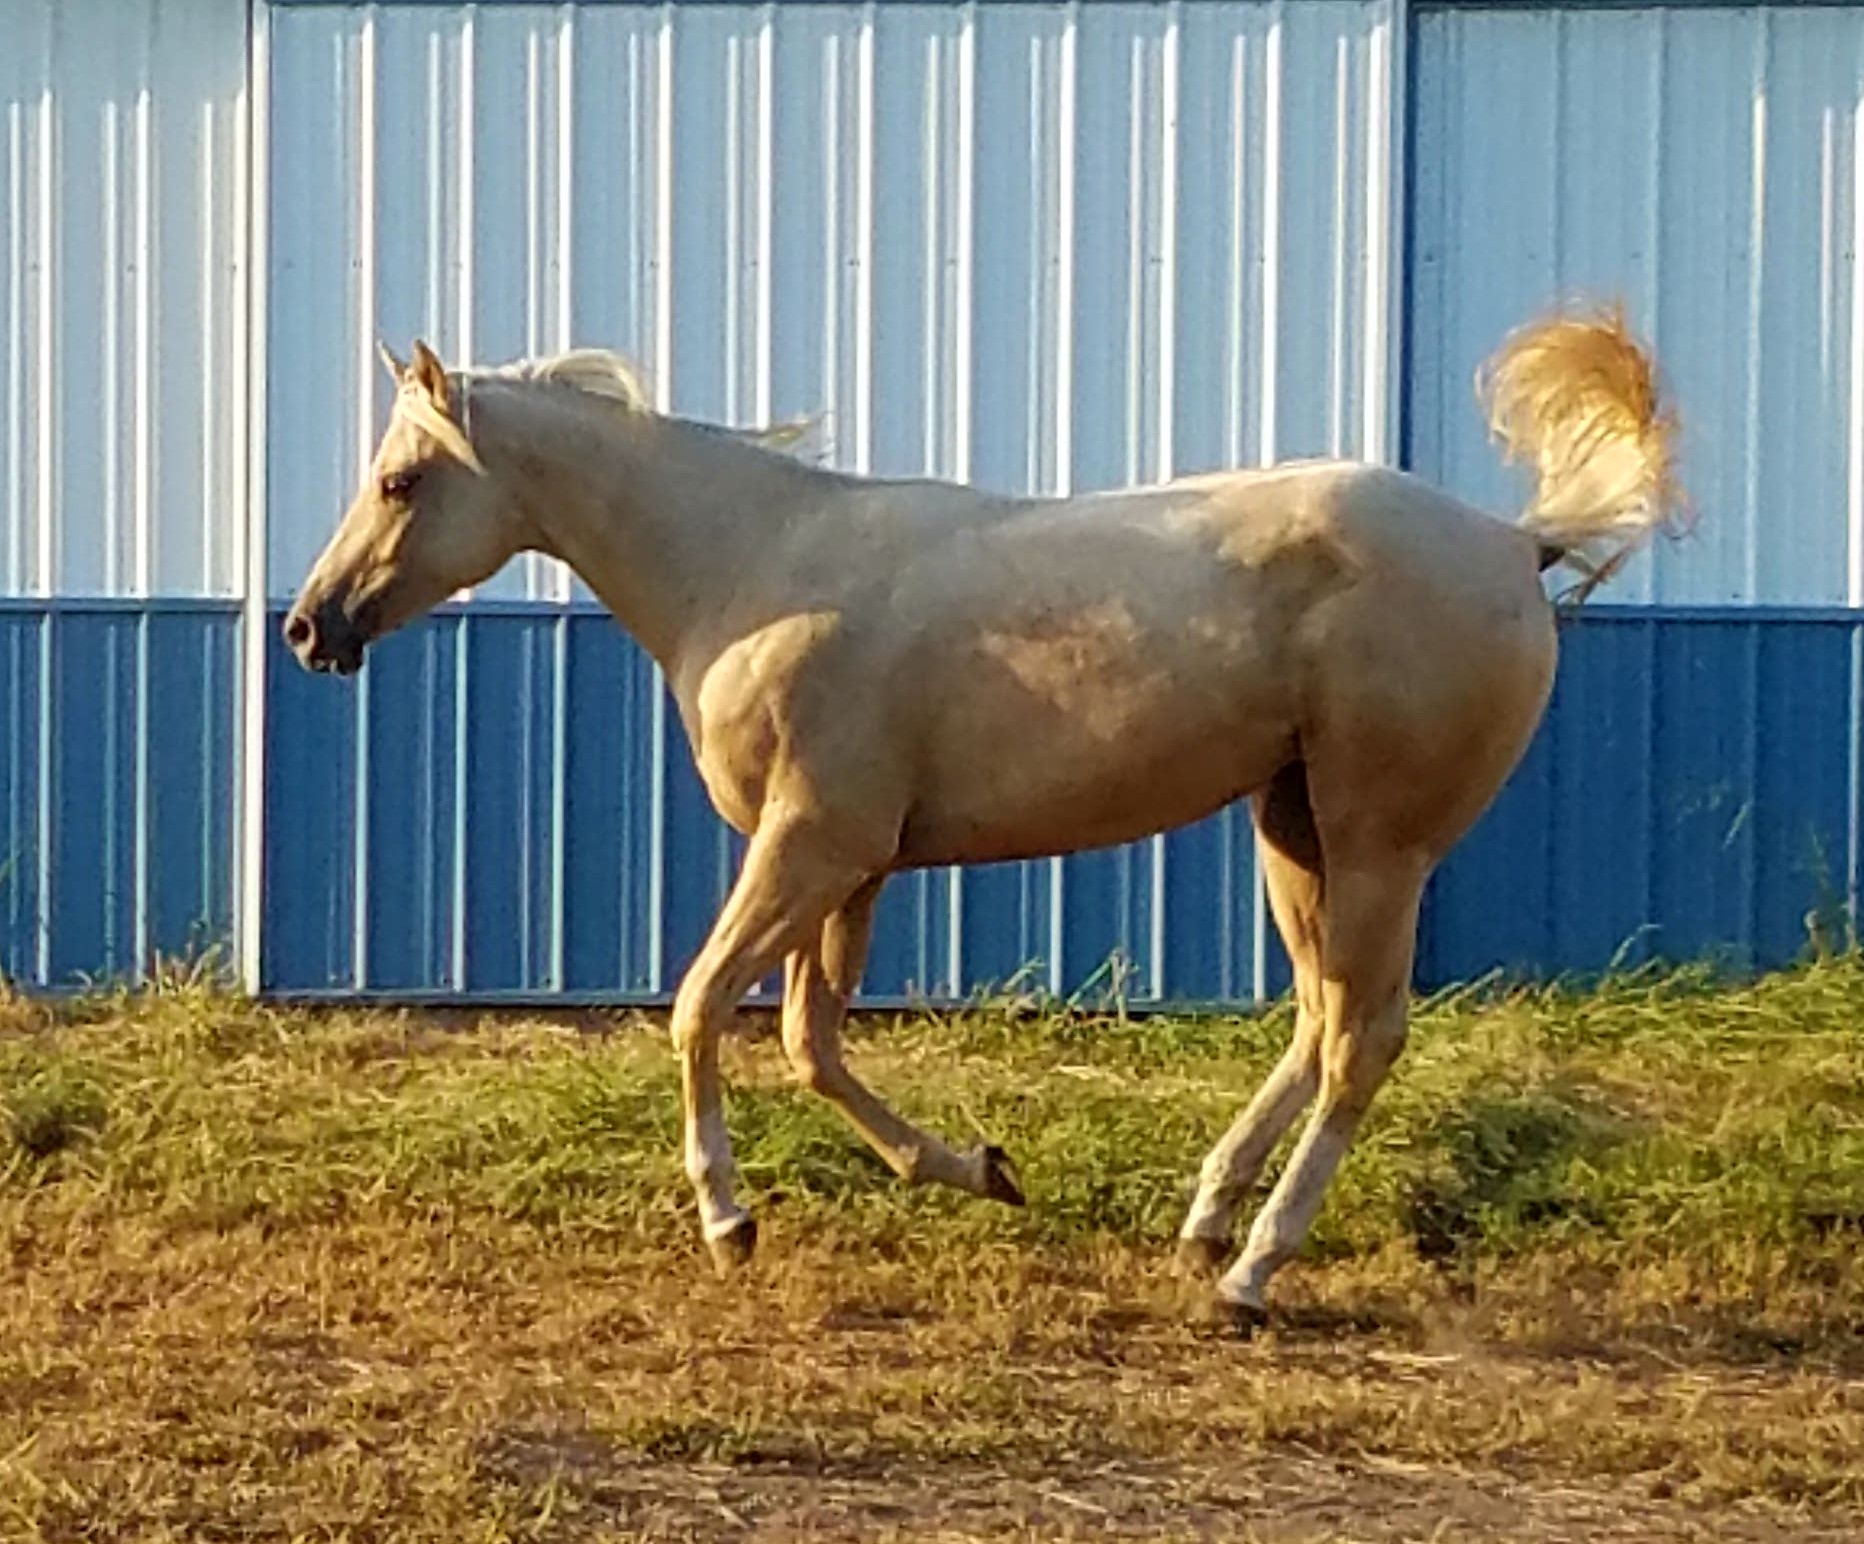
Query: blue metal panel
1159 810 1259 1005
264 619 361 991
865 868 953 1002
0 613 45 981
260 606 1233 1001
359 618 460 991
457 614 562 991
559 614 658 994
0 604 235 990
259 603 1861 1004
45 612 139 982
1420 612 1863 986
142 613 236 965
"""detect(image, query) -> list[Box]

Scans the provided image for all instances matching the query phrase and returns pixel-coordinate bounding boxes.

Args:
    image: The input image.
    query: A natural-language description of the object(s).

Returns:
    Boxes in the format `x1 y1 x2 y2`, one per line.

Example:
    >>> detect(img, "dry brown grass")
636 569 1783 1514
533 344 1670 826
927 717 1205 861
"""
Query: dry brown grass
3 962 1863 1541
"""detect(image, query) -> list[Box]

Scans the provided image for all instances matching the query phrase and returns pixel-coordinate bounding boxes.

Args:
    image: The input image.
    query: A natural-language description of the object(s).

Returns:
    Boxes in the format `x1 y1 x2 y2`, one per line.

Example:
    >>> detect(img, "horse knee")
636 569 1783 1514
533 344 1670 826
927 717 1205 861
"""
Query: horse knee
671 975 736 1059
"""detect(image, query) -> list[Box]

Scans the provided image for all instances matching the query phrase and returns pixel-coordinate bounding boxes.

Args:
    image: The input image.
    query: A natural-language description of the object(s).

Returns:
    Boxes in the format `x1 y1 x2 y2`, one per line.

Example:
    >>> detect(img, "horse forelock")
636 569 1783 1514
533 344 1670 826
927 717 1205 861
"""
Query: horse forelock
394 381 485 474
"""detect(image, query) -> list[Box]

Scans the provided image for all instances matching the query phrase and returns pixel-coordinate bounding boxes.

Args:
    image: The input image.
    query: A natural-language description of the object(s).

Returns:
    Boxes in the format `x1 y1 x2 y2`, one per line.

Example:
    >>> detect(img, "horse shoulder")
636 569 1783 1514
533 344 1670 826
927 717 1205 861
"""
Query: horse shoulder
686 608 909 845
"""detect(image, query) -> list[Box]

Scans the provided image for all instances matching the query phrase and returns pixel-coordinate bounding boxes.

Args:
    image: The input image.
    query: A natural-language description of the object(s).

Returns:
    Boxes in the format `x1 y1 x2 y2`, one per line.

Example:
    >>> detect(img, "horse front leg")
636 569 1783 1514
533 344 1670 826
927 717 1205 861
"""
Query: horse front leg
670 810 869 1272
781 880 1024 1204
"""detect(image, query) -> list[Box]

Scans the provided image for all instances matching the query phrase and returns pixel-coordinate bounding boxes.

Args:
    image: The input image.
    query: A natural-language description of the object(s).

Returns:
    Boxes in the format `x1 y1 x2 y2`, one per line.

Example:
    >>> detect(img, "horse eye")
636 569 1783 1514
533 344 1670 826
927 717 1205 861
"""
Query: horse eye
380 469 419 501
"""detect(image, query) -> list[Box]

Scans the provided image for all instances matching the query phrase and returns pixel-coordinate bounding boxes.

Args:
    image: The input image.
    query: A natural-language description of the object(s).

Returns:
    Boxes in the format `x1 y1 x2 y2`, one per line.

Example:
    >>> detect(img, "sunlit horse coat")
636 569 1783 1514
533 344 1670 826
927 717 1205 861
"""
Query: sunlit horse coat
285 308 1684 1325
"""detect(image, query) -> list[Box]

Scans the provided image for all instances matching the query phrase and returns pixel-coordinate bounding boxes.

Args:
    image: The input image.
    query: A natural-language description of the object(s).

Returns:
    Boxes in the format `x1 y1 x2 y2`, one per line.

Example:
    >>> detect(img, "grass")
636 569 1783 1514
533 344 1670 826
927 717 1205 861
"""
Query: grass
1 961 1862 1540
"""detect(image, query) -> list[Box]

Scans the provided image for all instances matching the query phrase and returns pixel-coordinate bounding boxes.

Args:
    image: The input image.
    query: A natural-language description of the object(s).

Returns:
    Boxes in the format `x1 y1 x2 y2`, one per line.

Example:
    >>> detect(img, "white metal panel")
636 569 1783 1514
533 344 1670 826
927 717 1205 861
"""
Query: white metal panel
1410 5 1864 607
265 0 1398 601
0 0 247 598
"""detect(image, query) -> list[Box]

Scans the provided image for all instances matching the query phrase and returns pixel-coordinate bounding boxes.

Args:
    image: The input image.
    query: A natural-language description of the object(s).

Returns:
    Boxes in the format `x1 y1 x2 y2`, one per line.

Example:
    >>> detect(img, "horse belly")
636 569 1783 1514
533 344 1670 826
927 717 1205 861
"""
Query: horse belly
896 655 1296 867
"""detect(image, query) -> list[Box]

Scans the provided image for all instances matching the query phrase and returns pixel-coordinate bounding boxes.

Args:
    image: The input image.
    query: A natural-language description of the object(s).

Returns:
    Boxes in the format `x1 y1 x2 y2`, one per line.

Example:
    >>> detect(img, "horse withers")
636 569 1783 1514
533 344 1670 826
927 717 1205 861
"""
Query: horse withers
284 308 1683 1327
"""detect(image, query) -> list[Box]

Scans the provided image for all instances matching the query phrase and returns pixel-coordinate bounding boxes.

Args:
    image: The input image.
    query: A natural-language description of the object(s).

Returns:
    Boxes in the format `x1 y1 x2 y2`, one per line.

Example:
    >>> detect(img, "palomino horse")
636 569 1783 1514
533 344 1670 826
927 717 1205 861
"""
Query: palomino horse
285 308 1682 1325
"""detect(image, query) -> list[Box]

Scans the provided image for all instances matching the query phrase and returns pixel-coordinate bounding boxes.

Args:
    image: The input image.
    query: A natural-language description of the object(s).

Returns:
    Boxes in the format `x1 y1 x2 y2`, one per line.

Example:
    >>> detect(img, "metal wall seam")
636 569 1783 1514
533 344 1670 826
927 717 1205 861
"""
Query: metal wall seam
237 0 270 993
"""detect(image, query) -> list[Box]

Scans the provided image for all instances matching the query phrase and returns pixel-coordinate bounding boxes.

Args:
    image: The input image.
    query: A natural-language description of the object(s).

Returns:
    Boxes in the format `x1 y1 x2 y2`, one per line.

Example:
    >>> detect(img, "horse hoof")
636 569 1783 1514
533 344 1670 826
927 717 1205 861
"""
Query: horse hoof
1175 1235 1230 1280
977 1144 1026 1207
1213 1293 1269 1339
706 1216 758 1275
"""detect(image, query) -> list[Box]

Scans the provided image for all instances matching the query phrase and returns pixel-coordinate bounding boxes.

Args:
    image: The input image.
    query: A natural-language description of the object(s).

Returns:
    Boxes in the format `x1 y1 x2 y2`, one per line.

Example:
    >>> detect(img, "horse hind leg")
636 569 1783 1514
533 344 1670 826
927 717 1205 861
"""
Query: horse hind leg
1177 764 1326 1276
1214 841 1428 1328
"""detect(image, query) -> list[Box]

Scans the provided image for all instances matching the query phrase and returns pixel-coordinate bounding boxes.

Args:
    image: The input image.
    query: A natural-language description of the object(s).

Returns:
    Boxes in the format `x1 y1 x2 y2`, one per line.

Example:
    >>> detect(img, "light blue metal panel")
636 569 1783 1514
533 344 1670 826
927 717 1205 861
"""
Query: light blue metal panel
1408 4 1864 605
0 0 248 598
0 603 236 990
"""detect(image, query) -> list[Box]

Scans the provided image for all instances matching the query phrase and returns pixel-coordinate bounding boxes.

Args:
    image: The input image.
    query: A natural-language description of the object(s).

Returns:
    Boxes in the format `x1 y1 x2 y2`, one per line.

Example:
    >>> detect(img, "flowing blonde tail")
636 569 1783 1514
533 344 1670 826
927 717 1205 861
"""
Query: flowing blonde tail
1476 304 1688 598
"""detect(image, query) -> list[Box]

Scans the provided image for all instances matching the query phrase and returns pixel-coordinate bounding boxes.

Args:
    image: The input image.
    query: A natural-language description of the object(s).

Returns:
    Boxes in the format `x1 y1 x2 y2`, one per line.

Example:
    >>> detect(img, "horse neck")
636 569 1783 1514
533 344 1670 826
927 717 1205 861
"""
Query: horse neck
473 383 823 672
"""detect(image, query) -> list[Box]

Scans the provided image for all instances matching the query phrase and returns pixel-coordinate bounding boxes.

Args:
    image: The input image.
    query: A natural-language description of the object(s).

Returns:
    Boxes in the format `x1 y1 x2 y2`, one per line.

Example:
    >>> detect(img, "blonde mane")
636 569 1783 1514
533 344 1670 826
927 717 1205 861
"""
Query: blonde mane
386 347 654 476
466 347 655 413
423 345 828 464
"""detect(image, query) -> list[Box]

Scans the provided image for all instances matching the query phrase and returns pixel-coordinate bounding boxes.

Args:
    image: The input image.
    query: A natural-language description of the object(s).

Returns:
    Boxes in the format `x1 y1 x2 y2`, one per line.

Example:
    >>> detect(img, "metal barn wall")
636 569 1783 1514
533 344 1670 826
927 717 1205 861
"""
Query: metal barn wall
7 0 1864 1001
0 0 246 987
1409 2 1864 983
259 0 1401 999
1409 2 1864 606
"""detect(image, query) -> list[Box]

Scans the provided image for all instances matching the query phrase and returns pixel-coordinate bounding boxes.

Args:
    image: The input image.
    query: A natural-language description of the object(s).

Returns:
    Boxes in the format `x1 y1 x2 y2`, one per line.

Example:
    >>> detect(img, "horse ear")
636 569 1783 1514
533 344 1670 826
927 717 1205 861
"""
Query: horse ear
410 339 452 415
377 340 408 384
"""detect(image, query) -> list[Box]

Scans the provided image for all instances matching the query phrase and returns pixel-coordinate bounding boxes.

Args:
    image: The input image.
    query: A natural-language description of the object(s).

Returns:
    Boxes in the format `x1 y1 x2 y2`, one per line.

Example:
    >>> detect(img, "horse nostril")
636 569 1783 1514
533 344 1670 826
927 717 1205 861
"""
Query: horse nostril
283 611 316 652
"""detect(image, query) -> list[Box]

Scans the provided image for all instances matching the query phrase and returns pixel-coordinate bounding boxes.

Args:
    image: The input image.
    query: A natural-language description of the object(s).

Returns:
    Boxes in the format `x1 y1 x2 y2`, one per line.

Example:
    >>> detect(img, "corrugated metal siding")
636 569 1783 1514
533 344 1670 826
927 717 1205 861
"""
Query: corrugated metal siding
0 0 246 990
259 0 1398 1000
261 609 1282 1001
265 0 1397 594
1408 4 1864 606
0 0 249 598
9 0 1861 1002
1422 610 1863 985
263 606 1864 1000
0 605 237 987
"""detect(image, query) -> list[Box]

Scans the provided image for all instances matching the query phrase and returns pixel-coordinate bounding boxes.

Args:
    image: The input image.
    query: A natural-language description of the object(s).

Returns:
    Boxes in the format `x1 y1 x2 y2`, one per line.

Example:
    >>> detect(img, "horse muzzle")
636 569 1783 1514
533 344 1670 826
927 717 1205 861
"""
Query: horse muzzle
282 594 371 676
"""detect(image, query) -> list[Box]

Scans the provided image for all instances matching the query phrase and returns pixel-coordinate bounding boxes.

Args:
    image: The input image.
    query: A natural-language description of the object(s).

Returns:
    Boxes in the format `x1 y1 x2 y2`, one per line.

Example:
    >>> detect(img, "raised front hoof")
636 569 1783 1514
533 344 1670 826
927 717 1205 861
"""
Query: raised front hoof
976 1144 1026 1207
705 1216 759 1276
1174 1234 1231 1281
1210 1293 1270 1339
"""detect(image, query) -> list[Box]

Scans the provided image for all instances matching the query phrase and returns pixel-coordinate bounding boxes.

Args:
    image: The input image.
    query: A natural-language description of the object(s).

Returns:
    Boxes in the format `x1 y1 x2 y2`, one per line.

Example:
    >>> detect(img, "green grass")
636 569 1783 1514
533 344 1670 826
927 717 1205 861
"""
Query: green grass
7 961 1861 1264
1 960 1862 1539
